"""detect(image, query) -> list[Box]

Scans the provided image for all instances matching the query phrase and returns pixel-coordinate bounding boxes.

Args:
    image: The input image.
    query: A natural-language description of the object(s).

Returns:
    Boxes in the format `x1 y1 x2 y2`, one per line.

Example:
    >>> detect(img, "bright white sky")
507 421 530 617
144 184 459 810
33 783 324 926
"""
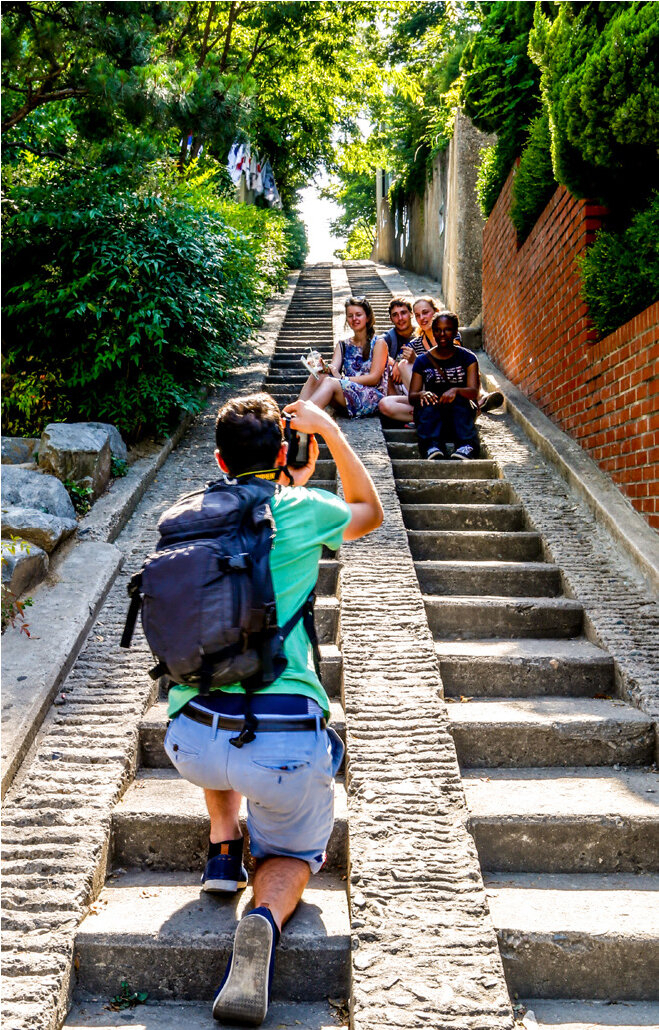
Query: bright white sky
299 172 346 264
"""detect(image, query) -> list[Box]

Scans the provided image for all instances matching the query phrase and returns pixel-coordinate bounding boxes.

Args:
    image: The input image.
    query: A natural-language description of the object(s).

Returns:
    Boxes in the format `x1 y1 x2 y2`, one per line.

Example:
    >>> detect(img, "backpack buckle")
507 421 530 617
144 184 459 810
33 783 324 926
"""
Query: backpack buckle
229 712 257 749
263 602 278 629
228 553 250 570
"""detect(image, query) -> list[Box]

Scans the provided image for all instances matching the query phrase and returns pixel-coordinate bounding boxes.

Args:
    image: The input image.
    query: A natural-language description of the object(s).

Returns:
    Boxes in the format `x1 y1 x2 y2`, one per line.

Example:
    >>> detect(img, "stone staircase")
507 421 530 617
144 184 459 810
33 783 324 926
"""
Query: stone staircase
64 267 350 1029
386 426 659 1027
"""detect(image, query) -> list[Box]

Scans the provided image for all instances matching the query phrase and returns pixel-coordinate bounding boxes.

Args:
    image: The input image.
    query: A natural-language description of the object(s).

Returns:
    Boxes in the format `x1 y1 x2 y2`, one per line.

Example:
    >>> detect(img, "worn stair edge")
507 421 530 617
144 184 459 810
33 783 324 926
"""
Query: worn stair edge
416 560 561 597
465 767 659 873
73 871 350 1002
424 595 583 639
64 997 346 1029
486 871 659 1000
111 768 348 874
449 697 654 768
436 638 614 697
521 998 659 1029
1 542 123 799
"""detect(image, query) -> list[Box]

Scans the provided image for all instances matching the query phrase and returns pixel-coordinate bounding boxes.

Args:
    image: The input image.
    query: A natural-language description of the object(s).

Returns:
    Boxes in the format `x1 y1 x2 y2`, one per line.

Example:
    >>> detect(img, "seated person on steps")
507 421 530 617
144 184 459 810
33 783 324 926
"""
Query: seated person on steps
408 310 481 461
164 393 383 1026
298 296 389 418
380 295 503 424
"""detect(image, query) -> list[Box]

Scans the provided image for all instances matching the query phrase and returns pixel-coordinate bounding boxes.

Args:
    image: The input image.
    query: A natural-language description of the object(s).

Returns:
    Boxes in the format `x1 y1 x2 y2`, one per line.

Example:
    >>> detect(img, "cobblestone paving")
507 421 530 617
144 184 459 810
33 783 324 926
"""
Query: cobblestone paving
0 287 294 1030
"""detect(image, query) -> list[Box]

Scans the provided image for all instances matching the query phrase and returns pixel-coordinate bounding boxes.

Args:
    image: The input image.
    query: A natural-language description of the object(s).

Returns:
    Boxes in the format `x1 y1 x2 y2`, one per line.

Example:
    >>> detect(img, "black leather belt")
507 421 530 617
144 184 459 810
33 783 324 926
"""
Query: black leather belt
181 703 326 732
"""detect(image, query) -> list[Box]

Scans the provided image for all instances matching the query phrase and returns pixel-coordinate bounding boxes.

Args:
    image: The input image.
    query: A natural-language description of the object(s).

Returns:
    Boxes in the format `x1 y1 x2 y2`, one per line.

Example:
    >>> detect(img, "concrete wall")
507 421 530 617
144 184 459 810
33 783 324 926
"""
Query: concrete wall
372 111 494 324
482 166 659 530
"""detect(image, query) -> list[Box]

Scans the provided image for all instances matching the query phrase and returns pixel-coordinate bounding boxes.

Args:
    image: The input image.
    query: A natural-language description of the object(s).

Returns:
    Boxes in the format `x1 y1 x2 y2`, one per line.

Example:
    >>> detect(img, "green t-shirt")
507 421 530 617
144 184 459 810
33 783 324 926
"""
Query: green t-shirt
167 486 351 720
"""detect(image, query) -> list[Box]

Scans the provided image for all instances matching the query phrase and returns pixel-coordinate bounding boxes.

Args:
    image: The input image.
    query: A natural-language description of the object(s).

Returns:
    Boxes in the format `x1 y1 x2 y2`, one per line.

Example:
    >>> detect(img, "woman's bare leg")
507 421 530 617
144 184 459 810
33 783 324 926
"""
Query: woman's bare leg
299 371 330 401
379 395 414 421
309 377 347 411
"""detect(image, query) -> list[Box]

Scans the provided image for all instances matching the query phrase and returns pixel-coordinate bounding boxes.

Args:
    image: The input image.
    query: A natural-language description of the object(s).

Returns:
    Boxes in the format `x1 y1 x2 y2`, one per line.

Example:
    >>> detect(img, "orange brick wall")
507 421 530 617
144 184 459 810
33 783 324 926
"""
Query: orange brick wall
482 167 659 529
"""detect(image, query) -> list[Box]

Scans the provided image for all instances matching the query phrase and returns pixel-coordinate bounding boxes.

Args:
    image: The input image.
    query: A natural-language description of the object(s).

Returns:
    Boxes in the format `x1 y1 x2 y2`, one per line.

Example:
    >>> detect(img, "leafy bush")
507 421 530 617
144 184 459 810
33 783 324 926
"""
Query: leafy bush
282 211 309 268
462 1 543 217
530 2 659 213
1 359 72 437
333 223 374 261
2 162 291 440
510 112 557 240
579 193 659 337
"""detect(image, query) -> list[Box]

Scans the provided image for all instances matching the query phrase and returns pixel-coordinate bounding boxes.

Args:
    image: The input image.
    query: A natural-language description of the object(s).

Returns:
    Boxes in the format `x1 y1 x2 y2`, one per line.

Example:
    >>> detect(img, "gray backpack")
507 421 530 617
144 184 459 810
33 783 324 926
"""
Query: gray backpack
121 476 319 744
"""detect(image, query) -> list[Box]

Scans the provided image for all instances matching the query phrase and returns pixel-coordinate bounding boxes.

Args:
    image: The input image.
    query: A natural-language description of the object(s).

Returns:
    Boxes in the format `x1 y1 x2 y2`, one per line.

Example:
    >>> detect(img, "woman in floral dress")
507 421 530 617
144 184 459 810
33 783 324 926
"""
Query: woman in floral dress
298 296 389 417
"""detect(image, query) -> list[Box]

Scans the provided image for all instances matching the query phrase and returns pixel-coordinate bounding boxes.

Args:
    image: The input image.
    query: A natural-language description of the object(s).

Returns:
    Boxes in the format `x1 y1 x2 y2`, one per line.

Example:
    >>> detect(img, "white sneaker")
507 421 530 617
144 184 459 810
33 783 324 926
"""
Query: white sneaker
451 445 475 461
426 446 444 460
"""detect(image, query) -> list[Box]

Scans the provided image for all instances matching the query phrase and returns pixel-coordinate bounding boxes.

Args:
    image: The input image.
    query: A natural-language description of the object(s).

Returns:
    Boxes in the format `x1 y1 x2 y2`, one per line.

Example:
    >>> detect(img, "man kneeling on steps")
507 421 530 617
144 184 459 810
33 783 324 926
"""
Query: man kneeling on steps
163 393 383 1026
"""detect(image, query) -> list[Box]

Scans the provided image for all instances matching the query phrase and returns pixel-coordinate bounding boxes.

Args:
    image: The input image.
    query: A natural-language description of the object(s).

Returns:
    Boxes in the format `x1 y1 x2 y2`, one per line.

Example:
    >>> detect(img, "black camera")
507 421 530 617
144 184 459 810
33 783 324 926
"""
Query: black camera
282 413 311 467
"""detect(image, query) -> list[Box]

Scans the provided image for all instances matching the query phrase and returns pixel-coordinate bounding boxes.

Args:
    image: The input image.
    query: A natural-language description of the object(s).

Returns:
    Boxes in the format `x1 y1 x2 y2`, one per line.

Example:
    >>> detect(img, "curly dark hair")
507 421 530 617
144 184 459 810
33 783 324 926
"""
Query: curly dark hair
388 296 413 316
432 310 459 337
215 393 283 476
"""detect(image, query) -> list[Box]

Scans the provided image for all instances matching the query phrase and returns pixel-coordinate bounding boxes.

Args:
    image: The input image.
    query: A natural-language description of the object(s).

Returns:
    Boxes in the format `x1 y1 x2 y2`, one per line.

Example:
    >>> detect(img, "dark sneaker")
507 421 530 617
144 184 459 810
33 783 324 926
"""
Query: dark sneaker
213 907 279 1026
202 837 248 894
478 390 504 414
451 445 476 461
426 446 444 460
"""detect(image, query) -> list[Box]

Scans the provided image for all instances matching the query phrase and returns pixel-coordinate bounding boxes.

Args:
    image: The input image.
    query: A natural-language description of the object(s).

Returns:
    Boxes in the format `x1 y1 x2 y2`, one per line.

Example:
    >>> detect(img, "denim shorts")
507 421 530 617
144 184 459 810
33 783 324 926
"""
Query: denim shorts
164 707 345 875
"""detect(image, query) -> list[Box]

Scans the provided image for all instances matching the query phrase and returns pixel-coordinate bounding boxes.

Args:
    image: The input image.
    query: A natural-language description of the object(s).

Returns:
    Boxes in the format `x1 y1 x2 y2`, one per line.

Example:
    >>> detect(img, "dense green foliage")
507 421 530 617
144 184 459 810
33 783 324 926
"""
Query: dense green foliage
1 2 382 439
464 0 659 329
510 112 556 237
578 193 659 336
378 1 478 201
322 150 376 260
2 162 293 439
462 1 555 232
530 1 659 214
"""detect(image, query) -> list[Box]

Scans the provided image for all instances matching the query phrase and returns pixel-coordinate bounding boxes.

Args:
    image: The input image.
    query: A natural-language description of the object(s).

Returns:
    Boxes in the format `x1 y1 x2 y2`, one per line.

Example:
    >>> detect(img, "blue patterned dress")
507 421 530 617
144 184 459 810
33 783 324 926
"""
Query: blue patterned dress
339 337 389 418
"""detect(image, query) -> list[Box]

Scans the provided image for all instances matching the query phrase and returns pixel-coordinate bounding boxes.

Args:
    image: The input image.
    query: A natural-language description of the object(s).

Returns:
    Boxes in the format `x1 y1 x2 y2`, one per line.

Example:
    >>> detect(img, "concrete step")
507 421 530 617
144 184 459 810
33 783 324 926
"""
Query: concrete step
424 596 583 639
520 998 659 1028
308 479 337 494
383 428 417 442
449 697 654 768
111 768 348 874
65 997 344 1029
140 695 346 769
393 458 498 479
316 558 339 595
436 638 614 697
465 767 659 872
314 597 339 644
402 503 525 532
416 560 561 597
396 478 514 505
409 530 542 562
307 460 336 479
74 869 350 1002
486 871 659 999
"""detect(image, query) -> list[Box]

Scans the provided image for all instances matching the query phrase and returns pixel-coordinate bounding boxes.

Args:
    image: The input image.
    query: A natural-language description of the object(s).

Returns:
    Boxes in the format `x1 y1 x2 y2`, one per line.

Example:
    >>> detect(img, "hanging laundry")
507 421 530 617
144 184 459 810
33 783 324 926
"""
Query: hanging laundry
262 160 277 203
248 153 258 191
252 155 264 195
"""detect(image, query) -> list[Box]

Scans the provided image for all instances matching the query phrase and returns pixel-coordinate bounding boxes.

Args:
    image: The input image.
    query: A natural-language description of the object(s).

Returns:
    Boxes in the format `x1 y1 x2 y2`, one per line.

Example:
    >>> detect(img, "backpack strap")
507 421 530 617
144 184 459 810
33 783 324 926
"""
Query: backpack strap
120 573 143 648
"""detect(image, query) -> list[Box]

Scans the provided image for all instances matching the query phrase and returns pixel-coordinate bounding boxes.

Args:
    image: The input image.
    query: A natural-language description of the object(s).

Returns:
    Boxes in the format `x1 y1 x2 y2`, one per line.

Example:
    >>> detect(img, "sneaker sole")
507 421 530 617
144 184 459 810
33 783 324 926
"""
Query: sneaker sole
213 913 273 1025
202 877 248 893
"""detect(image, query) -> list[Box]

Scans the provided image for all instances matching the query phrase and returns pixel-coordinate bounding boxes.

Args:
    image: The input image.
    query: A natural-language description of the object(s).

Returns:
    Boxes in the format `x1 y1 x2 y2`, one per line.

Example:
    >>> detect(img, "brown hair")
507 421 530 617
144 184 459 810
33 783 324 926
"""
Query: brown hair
388 296 413 316
412 295 441 314
345 295 376 353
215 393 283 476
